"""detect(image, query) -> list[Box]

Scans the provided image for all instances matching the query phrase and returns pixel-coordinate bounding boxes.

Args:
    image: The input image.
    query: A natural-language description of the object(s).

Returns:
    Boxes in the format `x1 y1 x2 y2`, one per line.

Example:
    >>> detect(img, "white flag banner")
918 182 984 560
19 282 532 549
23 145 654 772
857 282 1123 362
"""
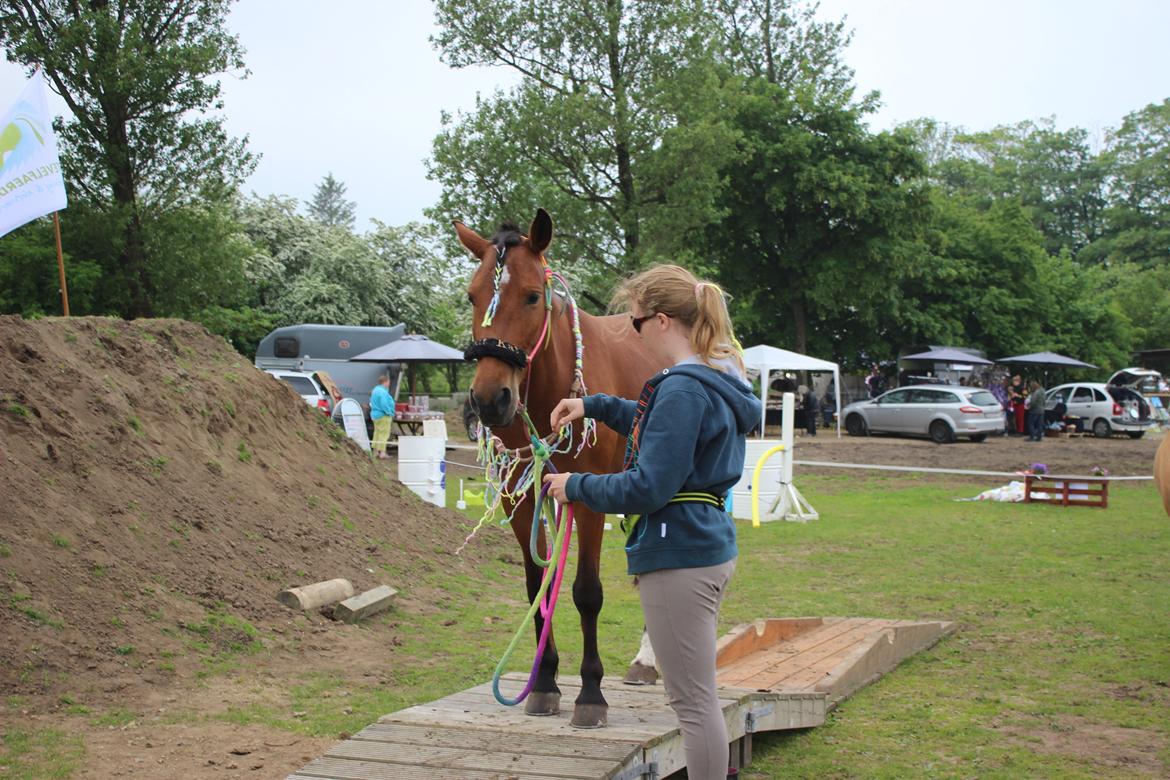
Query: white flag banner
0 68 68 239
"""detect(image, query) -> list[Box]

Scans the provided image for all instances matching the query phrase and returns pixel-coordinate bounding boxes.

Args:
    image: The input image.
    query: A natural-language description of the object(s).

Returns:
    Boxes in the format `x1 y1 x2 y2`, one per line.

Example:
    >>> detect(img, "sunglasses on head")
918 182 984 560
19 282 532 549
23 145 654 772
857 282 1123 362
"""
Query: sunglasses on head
631 313 656 333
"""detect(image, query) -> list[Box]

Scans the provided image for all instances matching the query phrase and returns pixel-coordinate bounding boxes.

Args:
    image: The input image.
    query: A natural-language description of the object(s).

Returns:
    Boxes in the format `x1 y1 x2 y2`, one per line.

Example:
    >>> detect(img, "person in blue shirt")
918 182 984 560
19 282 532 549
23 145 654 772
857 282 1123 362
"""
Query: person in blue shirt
369 374 395 459
544 265 761 780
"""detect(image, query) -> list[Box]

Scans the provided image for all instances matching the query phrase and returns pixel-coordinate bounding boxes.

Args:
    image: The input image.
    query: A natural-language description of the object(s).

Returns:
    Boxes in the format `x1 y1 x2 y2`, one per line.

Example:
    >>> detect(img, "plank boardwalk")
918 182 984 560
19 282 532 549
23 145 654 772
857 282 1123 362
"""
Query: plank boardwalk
289 617 955 780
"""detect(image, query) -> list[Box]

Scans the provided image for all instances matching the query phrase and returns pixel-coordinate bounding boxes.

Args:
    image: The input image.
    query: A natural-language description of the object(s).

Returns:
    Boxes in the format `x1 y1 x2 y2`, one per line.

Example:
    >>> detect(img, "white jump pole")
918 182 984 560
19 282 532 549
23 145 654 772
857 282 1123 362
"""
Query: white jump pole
768 392 819 522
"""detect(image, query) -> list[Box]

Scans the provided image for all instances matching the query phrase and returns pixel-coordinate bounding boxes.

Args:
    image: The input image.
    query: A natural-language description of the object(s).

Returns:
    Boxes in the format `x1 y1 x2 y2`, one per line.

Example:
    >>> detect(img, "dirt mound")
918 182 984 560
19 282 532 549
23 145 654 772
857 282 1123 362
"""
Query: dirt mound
0 315 500 701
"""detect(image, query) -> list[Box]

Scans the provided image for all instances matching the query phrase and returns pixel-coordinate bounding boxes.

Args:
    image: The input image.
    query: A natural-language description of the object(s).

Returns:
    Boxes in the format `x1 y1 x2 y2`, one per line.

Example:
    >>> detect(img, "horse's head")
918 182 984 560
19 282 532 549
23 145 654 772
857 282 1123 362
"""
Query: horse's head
455 208 555 428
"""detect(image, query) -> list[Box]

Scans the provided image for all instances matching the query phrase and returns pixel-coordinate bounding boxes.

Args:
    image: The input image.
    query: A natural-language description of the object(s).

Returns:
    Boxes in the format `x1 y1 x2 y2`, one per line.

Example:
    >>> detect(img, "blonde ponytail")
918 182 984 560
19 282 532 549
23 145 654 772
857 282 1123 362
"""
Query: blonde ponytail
612 264 745 375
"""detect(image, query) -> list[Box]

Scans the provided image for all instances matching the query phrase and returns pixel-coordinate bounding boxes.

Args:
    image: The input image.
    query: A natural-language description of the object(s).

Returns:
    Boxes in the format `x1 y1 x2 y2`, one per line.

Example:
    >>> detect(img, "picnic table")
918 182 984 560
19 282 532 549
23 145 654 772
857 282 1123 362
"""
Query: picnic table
393 410 444 436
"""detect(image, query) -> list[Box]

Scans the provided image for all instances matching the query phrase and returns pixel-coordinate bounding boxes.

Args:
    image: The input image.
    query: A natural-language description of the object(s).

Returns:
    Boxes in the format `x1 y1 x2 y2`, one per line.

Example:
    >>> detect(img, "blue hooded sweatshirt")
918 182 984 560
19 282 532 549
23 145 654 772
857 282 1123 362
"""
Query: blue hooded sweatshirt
565 361 762 575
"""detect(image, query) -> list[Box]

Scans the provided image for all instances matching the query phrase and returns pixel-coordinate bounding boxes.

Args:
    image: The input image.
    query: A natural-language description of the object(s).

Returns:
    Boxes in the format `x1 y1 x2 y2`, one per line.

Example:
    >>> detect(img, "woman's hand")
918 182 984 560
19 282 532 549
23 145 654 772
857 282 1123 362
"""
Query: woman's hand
543 472 573 504
549 398 585 431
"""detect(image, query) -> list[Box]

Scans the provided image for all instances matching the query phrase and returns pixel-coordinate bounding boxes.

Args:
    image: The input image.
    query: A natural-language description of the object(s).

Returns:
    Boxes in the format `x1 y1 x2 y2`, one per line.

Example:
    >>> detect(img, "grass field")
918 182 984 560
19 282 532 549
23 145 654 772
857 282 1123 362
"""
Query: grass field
4 474 1166 778
454 473 1170 778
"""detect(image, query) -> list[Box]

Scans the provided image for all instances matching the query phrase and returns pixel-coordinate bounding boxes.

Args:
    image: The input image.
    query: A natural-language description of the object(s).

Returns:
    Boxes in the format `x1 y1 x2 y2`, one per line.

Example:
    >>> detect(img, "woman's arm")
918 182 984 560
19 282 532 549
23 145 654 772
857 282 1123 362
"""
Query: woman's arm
564 388 707 514
582 393 638 437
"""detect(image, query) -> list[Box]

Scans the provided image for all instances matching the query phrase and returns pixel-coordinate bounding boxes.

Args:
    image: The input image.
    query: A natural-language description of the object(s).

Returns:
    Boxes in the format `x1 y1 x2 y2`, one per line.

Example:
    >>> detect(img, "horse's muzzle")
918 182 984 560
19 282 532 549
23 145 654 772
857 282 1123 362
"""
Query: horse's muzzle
470 386 515 428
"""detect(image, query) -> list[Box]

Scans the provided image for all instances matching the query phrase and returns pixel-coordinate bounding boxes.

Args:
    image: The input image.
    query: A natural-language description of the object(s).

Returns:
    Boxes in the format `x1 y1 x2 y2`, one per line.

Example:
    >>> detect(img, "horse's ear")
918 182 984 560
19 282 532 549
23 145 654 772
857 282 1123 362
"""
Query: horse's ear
453 220 489 259
528 208 552 256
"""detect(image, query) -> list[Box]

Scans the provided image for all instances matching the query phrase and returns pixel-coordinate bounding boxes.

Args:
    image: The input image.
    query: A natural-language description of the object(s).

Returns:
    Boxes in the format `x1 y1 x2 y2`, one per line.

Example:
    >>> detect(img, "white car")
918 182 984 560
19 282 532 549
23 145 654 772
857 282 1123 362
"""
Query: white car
1045 382 1152 439
1107 368 1164 395
264 369 332 415
842 384 1005 443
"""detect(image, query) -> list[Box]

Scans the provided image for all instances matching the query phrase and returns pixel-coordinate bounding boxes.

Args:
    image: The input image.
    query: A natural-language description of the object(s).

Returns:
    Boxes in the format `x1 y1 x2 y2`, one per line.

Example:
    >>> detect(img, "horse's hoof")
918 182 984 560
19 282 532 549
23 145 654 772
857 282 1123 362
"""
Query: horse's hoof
569 703 608 729
524 691 560 716
622 661 658 686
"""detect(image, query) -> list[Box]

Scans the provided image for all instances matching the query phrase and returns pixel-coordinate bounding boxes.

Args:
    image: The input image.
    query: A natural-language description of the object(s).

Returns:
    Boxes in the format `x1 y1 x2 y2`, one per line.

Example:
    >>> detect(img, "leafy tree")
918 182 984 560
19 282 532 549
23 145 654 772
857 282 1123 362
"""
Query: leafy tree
0 217 101 316
1088 99 1170 269
308 172 356 230
0 0 256 317
910 119 1108 259
707 79 929 359
429 0 743 294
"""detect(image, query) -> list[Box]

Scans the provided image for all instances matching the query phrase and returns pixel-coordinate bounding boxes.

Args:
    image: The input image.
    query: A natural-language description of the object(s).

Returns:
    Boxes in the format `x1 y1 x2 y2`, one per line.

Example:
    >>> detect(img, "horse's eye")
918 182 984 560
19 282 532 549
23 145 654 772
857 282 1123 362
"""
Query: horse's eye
526 292 541 306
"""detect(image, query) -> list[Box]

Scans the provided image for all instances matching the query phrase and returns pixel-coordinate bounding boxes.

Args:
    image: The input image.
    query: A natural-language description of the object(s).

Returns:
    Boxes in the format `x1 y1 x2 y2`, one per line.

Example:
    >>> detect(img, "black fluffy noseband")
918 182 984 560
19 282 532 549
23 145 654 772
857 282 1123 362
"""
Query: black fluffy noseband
464 338 528 370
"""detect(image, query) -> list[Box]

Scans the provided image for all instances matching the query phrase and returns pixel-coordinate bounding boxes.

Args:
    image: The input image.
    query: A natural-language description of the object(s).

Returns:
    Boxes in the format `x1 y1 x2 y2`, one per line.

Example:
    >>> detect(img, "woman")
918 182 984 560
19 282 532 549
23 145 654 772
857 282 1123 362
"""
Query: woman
543 265 760 780
1010 374 1027 435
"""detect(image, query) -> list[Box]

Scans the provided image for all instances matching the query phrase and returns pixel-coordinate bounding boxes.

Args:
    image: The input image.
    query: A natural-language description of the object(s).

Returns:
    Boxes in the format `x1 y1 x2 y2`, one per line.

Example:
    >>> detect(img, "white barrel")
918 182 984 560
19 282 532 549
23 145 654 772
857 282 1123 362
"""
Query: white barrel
397 436 447 507
731 438 784 520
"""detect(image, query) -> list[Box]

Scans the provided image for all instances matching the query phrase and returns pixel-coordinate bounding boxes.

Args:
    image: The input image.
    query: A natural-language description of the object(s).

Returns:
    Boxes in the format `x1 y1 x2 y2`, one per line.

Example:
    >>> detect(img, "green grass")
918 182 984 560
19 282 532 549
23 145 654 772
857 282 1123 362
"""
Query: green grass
216 475 1170 777
237 441 252 463
0 729 84 779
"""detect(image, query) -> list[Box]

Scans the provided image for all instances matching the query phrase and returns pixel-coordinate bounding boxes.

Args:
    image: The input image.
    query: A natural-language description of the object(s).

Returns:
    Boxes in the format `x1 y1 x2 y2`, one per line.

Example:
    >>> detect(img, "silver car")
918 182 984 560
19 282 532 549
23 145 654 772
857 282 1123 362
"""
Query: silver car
1045 382 1152 439
843 384 1005 443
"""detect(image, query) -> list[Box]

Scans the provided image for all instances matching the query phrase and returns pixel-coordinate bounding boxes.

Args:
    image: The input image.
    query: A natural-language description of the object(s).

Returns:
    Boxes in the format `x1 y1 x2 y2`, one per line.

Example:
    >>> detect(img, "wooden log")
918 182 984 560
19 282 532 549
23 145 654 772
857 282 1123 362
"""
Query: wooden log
277 578 354 611
333 585 398 623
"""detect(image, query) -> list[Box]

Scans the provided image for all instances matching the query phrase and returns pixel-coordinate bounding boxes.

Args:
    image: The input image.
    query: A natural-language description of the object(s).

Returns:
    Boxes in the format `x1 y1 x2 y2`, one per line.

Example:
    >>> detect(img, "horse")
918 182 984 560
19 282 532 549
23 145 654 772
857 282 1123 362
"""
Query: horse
455 209 667 728
1156 432 1170 518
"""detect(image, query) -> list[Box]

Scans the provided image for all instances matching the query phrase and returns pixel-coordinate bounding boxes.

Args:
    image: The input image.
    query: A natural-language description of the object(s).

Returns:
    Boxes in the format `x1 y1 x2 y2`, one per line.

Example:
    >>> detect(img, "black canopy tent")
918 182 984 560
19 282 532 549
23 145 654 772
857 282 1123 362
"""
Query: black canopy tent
351 335 467 398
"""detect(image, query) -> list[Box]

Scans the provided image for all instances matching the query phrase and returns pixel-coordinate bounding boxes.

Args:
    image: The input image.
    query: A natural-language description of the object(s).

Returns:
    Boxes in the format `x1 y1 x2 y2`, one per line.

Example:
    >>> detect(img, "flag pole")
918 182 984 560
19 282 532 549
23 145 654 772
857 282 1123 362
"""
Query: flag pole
52 211 69 316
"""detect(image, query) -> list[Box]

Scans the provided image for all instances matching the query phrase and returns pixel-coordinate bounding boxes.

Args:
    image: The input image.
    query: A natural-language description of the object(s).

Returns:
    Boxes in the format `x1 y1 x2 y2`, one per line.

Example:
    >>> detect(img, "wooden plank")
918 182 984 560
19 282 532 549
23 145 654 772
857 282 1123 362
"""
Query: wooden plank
382 703 681 740
716 618 883 688
813 621 957 705
714 617 826 667
333 585 398 623
291 757 550 780
741 619 892 690
327 740 621 778
715 618 869 684
352 723 636 762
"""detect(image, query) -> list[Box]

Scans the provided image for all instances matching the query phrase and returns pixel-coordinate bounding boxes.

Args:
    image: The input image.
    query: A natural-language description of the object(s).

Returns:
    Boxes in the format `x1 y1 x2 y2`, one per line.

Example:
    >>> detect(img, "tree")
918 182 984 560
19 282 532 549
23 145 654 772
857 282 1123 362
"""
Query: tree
0 0 256 317
908 118 1109 259
308 172 356 230
1089 99 1170 269
706 79 929 358
429 0 741 294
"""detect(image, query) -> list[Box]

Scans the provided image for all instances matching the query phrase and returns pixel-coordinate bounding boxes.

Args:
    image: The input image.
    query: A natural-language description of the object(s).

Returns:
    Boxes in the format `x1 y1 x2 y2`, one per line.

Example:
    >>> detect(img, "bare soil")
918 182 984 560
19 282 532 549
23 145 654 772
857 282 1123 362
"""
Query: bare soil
786 426 1162 479
0 316 508 779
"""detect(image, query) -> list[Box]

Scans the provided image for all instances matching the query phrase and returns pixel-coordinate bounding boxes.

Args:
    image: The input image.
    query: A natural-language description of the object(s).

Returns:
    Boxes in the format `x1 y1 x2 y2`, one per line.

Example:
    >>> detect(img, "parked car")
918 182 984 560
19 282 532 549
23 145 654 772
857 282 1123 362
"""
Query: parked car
1106 368 1164 395
842 384 1004 443
264 369 332 415
1045 382 1153 439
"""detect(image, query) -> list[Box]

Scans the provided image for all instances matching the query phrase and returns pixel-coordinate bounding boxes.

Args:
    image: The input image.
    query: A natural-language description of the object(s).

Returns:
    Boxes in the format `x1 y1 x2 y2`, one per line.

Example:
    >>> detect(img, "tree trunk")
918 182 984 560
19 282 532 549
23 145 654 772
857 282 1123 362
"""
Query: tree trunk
791 296 808 356
108 116 152 318
605 0 638 266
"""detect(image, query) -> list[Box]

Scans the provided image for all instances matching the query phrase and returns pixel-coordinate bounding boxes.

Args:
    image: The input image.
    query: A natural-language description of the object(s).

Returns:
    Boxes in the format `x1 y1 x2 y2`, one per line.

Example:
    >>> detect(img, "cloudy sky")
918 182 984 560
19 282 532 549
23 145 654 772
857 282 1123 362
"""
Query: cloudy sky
2 0 1168 229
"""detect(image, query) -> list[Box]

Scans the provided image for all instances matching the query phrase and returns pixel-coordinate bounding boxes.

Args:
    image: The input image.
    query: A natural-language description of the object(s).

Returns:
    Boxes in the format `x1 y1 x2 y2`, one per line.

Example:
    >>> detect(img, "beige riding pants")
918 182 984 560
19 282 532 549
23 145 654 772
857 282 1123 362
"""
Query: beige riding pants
638 558 736 780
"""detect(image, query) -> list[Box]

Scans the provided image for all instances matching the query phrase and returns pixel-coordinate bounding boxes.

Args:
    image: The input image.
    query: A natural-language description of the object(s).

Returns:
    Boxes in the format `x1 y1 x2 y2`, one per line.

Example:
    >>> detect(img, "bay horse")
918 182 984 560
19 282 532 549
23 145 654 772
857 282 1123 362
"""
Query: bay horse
1156 433 1170 518
455 209 667 728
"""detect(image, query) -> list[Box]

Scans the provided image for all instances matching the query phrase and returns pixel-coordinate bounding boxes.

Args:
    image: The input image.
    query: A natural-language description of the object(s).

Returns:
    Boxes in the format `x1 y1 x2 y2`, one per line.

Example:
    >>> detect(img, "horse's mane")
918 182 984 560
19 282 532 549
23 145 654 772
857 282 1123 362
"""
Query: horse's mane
490 222 524 250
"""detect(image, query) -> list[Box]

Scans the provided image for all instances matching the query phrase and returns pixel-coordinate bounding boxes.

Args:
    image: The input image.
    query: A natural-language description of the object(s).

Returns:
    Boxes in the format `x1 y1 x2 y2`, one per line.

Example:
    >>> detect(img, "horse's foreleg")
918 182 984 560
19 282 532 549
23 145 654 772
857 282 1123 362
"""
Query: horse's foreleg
623 625 660 685
570 506 608 728
510 495 562 716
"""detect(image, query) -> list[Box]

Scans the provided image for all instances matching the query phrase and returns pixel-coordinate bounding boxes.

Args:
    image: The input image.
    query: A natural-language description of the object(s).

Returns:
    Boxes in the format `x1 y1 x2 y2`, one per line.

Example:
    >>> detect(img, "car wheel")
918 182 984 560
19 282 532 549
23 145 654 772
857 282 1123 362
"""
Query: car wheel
1092 418 1111 438
969 434 987 443
929 420 954 444
845 414 868 437
1126 430 1145 440
463 398 480 442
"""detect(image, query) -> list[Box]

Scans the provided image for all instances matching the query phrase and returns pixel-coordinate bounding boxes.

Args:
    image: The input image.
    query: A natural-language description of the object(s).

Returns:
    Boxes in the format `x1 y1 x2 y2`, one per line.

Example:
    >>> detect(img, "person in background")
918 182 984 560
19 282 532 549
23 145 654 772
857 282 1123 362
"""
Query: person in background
369 374 395 459
991 377 1011 436
1010 374 1027 435
821 385 835 429
802 384 819 436
1026 379 1047 442
866 365 885 398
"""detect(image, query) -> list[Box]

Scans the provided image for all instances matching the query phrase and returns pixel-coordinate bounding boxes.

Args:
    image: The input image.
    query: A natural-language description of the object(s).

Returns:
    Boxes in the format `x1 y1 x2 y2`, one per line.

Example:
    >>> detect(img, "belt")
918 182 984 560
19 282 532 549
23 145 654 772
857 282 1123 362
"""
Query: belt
620 491 726 541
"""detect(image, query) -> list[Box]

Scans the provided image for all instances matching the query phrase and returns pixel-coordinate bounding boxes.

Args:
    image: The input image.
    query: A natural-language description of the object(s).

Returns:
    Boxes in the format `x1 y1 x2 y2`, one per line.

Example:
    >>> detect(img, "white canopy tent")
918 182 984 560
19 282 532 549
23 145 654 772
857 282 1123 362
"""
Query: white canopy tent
741 344 842 437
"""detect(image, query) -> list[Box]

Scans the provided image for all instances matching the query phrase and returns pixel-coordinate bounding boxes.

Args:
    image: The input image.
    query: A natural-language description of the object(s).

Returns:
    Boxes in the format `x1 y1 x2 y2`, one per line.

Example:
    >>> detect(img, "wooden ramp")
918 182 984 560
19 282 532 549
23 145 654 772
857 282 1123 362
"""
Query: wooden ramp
288 617 954 780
